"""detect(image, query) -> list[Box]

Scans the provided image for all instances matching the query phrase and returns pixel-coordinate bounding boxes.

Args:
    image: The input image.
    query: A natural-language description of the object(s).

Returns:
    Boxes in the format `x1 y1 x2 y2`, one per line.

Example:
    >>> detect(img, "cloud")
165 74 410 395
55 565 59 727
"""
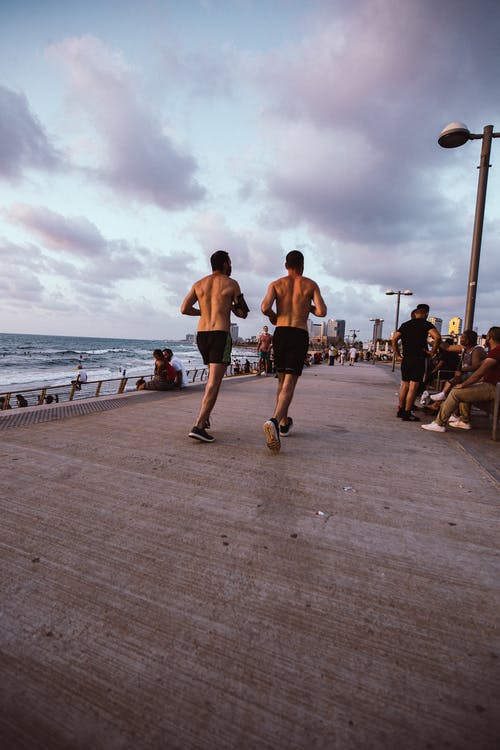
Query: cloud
46 35 206 209
0 86 63 182
7 204 106 256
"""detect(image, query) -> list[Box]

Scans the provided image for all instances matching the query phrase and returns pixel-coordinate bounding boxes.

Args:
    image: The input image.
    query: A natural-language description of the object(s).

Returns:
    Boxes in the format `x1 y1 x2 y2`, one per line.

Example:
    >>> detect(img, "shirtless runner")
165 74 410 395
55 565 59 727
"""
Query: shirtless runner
261 250 327 453
181 250 249 442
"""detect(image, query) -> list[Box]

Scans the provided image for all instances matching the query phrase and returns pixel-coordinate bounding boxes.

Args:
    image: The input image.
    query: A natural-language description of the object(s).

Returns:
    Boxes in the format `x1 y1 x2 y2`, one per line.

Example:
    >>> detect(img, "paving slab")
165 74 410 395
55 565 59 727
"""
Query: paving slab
0 363 498 750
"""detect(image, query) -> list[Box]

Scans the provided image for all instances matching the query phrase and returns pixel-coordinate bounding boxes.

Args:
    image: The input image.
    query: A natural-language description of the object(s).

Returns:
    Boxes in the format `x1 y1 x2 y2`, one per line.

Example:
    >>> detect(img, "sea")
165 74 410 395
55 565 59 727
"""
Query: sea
0 332 256 393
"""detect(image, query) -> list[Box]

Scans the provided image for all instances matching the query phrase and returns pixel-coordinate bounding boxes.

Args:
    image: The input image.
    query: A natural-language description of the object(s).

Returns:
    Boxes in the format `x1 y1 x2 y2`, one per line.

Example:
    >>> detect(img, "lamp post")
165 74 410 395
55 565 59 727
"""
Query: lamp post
386 289 413 370
438 121 500 331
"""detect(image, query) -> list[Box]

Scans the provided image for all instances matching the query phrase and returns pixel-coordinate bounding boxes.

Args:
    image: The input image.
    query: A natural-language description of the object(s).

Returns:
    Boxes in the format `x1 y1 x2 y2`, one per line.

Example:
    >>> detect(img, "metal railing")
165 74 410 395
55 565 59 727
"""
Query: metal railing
0 360 261 410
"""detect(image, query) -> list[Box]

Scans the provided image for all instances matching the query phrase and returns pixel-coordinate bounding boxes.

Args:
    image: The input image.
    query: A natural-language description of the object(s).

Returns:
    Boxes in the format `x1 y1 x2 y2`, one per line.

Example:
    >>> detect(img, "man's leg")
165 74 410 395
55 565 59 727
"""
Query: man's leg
195 363 227 428
398 381 409 411
436 382 495 426
405 381 420 412
273 372 299 426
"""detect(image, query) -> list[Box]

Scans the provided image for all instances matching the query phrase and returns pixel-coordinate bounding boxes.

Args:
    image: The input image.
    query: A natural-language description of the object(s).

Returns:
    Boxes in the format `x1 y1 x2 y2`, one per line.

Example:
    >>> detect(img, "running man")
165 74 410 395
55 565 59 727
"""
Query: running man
181 250 249 442
261 250 327 452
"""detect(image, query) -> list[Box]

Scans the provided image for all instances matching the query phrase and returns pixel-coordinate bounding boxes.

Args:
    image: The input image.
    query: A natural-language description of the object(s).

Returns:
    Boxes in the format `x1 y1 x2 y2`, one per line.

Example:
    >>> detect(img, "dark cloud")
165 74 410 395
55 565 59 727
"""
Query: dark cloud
46 36 206 210
0 86 62 181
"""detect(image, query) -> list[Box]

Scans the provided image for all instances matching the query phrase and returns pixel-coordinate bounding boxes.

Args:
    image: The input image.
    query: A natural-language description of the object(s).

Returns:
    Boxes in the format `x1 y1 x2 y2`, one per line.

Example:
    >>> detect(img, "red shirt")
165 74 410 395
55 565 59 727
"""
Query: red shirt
483 344 500 385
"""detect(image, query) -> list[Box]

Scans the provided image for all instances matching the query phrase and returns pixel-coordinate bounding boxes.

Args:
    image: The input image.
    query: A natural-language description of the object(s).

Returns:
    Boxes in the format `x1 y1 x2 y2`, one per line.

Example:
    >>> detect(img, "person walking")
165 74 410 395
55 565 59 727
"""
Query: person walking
392 308 440 422
256 325 273 375
261 250 327 453
180 250 249 442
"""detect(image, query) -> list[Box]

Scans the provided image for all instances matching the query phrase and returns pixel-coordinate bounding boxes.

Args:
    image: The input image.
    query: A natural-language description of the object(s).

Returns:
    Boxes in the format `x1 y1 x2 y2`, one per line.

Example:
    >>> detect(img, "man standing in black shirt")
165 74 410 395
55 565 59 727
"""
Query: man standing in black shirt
392 307 440 421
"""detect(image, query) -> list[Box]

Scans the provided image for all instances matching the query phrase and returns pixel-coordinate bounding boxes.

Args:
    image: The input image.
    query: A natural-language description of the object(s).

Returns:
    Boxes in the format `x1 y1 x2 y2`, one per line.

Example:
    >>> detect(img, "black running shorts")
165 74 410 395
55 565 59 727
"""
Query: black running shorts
401 355 426 383
273 326 309 376
196 330 232 365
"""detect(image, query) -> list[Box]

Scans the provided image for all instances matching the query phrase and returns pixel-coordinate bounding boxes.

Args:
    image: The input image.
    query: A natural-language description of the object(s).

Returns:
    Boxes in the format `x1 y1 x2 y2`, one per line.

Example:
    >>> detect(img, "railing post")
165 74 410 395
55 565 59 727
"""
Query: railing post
118 378 127 394
95 381 102 397
69 384 77 401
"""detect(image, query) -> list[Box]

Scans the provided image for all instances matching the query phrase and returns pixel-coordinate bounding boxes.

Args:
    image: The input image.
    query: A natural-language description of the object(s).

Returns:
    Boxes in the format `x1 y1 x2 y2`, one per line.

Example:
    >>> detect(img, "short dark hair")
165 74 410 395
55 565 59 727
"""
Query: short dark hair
163 348 173 358
210 250 230 271
285 250 304 270
416 303 429 313
462 329 478 346
153 349 163 358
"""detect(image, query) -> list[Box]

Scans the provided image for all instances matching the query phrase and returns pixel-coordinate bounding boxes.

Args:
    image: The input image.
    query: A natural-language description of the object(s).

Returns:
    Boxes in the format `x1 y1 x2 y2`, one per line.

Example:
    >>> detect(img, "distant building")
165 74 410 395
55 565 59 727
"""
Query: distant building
185 334 195 344
448 317 462 335
371 318 384 342
230 323 239 342
326 319 345 341
429 316 442 334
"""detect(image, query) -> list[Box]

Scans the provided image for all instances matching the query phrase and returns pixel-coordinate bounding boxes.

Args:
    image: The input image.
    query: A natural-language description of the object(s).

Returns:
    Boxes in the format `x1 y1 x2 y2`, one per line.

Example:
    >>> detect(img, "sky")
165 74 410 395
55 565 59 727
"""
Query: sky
1 0 500 343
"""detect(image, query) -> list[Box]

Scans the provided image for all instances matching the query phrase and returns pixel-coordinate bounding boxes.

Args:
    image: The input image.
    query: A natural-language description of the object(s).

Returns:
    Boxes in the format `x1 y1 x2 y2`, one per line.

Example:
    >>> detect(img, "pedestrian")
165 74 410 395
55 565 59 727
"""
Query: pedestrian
181 250 249 442
256 325 273 375
260 250 327 453
392 308 440 421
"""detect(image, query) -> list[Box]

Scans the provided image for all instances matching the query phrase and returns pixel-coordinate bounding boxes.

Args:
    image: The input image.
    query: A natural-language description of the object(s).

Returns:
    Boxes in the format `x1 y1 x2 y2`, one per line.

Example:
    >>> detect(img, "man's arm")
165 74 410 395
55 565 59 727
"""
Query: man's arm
180 287 201 316
261 283 277 325
310 284 327 317
428 328 441 357
391 331 402 360
231 283 249 319
455 355 497 388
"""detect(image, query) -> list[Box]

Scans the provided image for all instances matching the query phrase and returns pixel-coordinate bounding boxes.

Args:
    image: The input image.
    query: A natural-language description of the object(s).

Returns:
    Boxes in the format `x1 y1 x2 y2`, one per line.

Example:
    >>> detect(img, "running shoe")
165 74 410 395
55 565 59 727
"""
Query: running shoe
263 418 281 453
396 407 405 418
402 411 420 421
449 419 471 430
419 390 430 406
188 425 215 442
279 417 293 436
430 392 446 402
448 414 460 424
421 421 446 433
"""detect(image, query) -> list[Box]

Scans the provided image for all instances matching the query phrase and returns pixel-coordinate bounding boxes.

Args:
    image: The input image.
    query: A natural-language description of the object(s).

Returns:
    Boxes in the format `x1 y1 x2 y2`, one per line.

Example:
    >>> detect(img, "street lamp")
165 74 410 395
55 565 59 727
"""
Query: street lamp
386 289 413 370
438 121 500 330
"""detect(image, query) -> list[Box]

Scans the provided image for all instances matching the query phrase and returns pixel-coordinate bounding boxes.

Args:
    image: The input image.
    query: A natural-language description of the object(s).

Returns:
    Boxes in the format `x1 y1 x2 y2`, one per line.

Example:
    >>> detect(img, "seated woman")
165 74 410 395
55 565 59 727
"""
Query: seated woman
137 349 176 391
428 330 486 408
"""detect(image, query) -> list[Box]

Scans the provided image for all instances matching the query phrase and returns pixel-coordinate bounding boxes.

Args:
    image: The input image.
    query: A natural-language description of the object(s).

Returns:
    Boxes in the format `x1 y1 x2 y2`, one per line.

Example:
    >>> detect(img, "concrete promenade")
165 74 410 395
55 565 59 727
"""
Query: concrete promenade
0 362 498 749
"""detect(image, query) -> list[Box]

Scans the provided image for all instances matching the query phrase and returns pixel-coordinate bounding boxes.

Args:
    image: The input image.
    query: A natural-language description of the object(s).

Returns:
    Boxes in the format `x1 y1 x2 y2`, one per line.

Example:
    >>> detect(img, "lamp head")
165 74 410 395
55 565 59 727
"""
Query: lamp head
403 290 413 296
438 121 471 148
385 289 395 295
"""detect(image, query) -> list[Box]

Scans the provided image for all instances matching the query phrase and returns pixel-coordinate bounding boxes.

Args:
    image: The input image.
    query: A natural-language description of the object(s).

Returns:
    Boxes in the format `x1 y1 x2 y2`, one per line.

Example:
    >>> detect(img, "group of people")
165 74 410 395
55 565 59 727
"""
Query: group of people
180 249 326 452
136 348 188 391
392 304 500 432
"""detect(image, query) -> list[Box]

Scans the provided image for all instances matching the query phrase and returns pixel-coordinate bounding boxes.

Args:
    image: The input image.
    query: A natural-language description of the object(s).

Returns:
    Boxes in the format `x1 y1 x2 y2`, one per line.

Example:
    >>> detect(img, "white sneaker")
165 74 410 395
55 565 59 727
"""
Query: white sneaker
448 414 460 424
421 421 446 433
419 390 430 406
430 392 446 402
449 419 471 430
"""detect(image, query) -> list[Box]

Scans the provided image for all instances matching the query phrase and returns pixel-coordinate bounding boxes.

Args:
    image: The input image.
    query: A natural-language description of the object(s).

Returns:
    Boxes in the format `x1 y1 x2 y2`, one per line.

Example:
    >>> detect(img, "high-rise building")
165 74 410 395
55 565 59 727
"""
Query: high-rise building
326 319 345 341
371 318 384 342
230 323 239 342
429 316 442 333
448 317 462 335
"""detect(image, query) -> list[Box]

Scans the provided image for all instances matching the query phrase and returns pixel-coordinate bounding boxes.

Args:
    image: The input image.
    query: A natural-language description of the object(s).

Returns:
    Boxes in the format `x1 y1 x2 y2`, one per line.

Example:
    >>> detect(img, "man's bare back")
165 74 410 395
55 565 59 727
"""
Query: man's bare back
184 273 242 332
265 274 324 330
